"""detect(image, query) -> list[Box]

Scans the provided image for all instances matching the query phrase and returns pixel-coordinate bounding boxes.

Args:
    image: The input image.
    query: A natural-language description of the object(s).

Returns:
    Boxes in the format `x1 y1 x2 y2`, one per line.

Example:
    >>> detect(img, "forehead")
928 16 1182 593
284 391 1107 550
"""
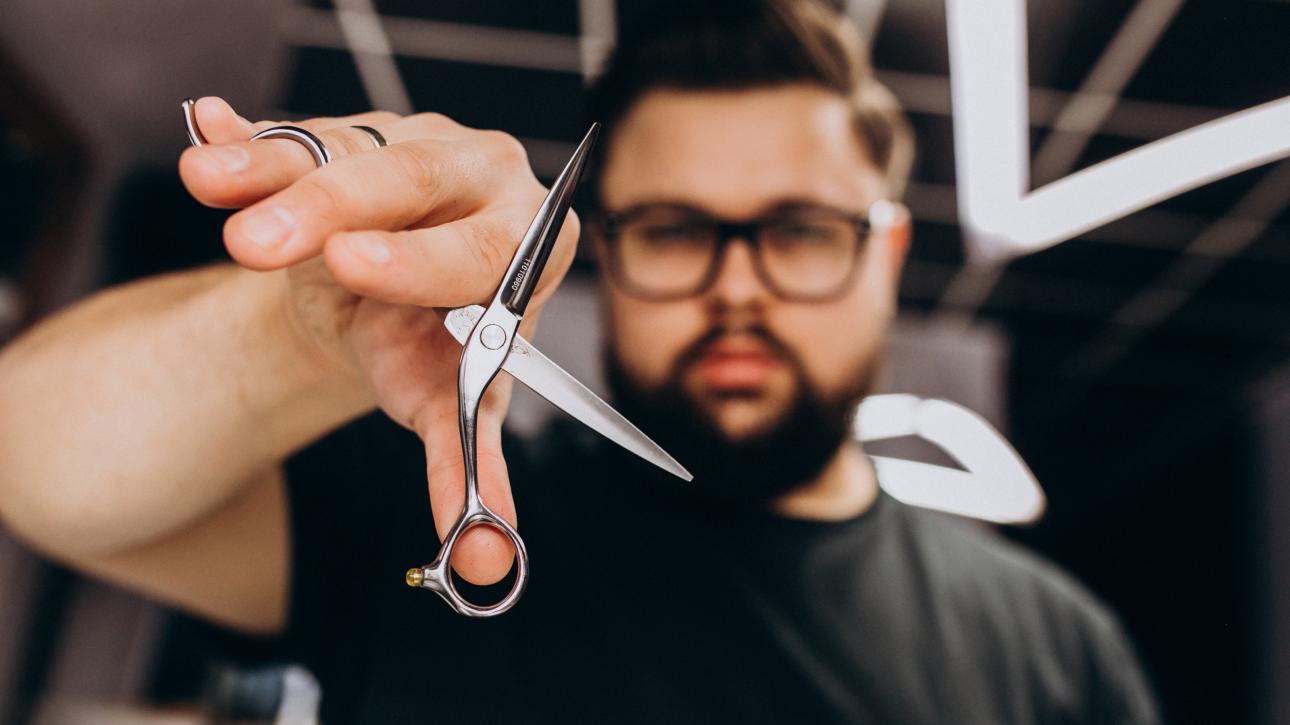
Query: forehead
599 84 885 218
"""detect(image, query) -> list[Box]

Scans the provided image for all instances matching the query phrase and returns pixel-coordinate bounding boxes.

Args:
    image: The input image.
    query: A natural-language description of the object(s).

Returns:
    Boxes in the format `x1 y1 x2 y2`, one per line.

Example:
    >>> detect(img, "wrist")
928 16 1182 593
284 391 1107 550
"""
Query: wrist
237 267 376 421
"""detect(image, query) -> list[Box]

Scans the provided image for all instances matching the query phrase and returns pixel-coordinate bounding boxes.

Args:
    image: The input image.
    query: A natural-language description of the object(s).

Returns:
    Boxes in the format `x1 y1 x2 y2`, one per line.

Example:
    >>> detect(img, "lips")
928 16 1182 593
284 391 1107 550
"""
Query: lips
690 339 781 390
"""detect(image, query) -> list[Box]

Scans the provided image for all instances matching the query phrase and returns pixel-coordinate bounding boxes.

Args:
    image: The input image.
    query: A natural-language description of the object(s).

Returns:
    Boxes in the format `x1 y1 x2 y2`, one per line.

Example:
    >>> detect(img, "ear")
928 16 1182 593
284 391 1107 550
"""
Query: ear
876 201 911 283
887 214 911 281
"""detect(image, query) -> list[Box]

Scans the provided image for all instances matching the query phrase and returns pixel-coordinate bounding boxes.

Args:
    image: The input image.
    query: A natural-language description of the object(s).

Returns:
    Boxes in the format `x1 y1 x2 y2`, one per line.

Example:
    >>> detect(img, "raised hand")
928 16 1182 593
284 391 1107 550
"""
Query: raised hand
179 97 580 585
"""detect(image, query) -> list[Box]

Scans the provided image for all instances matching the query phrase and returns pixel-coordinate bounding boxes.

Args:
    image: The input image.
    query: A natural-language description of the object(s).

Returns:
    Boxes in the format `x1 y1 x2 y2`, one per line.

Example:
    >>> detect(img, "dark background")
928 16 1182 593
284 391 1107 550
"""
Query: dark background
1 1 1288 722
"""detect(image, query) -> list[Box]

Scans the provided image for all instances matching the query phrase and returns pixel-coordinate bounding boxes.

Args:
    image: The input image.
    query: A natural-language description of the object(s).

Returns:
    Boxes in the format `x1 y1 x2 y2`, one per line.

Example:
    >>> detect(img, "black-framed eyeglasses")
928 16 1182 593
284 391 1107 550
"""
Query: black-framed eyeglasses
596 200 904 303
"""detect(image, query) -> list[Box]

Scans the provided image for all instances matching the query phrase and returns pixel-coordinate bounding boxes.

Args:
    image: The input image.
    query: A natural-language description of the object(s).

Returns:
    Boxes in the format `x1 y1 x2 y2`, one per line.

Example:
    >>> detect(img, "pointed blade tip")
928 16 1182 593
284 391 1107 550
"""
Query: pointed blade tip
663 459 693 482
573 123 601 158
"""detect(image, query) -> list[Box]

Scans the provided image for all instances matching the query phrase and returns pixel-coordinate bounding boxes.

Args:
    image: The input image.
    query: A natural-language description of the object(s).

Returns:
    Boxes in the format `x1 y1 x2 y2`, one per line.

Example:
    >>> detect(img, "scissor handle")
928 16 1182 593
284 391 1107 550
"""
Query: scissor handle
407 495 530 617
407 304 527 616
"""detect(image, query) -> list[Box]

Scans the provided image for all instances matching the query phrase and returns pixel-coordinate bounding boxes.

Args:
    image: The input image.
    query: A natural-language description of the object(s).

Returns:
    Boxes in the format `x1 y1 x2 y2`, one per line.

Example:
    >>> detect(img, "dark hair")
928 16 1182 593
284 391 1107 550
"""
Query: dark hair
584 0 914 208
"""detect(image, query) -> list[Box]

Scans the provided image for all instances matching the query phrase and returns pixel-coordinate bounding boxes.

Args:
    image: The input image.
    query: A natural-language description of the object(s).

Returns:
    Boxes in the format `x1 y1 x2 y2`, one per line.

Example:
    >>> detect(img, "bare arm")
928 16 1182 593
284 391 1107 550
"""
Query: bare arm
0 98 577 632
0 265 366 557
0 265 368 631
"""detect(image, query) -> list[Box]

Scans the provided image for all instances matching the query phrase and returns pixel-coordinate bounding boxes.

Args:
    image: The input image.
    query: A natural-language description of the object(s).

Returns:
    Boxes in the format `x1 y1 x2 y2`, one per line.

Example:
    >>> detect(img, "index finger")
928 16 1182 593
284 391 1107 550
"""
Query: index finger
222 134 525 270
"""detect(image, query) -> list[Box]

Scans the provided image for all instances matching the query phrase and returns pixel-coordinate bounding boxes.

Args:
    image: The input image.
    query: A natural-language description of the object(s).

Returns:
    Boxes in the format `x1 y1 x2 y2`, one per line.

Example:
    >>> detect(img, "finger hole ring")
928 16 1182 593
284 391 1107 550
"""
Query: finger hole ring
408 513 529 617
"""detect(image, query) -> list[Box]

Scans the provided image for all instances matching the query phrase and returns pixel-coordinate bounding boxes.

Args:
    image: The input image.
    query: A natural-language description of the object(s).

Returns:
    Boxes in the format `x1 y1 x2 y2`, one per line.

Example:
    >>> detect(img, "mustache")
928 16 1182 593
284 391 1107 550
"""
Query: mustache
668 322 803 385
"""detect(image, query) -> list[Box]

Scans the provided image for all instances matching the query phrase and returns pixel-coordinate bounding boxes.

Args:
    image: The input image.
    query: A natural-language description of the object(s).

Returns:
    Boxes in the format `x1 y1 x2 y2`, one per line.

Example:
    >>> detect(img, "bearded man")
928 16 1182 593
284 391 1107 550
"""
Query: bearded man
0 2 1157 722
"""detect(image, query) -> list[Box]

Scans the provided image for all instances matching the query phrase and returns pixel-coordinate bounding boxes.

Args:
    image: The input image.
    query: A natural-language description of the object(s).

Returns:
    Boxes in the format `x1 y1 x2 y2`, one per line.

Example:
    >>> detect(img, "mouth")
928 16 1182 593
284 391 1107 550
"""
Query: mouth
689 338 783 391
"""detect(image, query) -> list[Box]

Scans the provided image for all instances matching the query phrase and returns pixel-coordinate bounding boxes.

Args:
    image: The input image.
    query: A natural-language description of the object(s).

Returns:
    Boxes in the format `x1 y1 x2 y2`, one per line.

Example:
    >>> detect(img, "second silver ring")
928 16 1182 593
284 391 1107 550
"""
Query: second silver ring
351 125 388 149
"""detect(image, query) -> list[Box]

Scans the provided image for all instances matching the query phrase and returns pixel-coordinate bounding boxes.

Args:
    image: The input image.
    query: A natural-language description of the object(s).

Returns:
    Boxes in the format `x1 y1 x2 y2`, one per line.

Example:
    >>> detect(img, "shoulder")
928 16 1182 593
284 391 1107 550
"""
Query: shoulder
887 500 1159 722
897 500 1119 639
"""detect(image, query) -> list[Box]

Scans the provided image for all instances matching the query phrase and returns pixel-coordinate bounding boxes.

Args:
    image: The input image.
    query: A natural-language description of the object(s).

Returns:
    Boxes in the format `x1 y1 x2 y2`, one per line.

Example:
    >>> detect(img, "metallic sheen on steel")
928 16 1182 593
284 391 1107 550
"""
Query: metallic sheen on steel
250 125 333 167
416 300 530 617
444 306 692 483
180 98 208 147
351 125 388 149
499 124 599 315
181 99 360 167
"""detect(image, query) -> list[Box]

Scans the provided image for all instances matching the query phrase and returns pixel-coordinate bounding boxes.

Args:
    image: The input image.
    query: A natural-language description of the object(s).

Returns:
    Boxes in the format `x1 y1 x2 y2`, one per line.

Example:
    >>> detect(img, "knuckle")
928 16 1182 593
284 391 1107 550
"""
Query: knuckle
476 444 508 470
481 130 528 167
325 128 370 158
296 116 337 132
389 141 445 194
296 175 348 221
426 449 466 480
460 221 510 278
411 112 459 133
504 213 531 242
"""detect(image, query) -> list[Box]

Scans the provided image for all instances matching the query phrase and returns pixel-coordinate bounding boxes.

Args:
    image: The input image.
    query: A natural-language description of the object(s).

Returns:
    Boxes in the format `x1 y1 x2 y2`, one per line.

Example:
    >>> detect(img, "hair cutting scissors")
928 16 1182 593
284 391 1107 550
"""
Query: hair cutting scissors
182 102 692 617
409 123 692 616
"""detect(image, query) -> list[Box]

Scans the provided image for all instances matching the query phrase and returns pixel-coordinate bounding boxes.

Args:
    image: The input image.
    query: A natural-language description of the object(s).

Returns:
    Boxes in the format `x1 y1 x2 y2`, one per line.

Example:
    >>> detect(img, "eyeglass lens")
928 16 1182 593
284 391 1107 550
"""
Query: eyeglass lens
611 207 865 301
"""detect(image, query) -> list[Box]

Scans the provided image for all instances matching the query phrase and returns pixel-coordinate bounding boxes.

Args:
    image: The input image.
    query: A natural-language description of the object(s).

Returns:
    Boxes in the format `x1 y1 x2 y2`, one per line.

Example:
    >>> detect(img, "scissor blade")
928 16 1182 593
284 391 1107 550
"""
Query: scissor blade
496 123 600 316
445 306 692 481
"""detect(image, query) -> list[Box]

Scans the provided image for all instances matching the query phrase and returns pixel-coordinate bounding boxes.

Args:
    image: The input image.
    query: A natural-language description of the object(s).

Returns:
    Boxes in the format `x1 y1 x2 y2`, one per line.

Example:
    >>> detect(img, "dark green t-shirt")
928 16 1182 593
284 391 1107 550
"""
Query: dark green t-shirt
269 412 1158 723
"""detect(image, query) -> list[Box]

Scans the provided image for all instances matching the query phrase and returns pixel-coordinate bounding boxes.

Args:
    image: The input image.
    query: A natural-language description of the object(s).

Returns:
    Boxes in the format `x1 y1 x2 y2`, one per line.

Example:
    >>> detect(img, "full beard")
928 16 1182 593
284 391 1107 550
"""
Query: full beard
604 324 879 508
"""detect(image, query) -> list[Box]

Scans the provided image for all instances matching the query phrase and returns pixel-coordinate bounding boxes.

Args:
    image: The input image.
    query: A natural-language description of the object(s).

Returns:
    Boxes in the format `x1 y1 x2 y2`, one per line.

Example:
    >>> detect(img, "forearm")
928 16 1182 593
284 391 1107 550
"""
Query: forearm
0 264 373 559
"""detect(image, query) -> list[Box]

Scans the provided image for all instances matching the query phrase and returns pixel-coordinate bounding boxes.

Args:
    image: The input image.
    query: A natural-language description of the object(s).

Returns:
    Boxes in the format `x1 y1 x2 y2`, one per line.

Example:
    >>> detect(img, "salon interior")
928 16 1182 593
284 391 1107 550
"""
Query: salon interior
0 1 1288 723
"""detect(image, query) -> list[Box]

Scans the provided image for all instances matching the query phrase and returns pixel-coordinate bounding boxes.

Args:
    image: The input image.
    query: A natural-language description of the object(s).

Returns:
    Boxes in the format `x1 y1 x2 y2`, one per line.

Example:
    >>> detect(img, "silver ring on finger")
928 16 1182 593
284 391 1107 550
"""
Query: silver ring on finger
351 125 387 149
250 125 332 167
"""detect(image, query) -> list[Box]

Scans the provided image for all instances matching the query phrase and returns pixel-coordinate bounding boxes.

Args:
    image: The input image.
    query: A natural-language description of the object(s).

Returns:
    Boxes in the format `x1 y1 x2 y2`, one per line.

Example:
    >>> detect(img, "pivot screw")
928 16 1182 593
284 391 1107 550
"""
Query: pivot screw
480 324 506 350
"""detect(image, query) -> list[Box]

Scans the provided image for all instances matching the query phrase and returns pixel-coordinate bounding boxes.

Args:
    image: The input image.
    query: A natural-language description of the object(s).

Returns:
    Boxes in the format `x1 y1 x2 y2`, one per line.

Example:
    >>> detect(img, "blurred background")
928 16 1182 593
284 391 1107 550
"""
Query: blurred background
0 0 1287 722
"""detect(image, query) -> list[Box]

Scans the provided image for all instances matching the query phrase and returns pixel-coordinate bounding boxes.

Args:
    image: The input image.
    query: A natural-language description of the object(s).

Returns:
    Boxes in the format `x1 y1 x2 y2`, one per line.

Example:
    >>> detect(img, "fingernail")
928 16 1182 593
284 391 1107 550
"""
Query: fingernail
347 233 392 264
207 145 250 173
242 207 295 249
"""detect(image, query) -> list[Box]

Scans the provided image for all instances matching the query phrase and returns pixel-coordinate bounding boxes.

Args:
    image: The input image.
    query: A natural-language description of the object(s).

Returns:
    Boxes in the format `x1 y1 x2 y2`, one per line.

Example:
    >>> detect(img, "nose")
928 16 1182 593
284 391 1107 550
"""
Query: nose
707 236 767 307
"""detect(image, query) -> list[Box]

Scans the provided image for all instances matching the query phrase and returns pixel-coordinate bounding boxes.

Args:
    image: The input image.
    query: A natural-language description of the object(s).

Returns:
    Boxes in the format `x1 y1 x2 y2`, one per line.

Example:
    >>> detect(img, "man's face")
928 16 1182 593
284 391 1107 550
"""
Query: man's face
597 84 908 446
